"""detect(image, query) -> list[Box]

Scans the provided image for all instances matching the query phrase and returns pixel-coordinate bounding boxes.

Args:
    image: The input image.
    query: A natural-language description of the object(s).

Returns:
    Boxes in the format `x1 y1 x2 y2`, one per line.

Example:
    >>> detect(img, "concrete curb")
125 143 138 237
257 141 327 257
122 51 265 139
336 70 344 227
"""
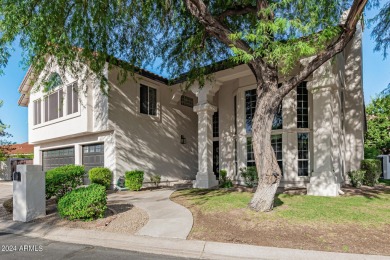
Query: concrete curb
0 220 388 260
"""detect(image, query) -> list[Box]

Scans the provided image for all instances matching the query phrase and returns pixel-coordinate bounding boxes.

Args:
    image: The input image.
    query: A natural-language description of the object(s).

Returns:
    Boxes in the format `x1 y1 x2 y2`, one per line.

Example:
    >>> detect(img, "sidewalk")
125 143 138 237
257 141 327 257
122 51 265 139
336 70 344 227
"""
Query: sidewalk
108 189 193 239
0 220 387 260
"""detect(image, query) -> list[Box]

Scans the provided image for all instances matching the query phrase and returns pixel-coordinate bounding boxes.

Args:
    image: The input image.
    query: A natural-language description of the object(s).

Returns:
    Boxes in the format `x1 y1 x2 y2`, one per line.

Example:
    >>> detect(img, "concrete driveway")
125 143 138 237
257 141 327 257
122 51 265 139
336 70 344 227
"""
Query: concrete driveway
0 181 12 204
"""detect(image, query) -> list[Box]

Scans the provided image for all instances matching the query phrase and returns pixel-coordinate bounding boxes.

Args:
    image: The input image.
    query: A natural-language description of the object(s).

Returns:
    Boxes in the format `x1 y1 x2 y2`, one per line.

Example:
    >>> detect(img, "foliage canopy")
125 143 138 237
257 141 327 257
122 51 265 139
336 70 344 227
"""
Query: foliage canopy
0 0 365 87
365 94 390 155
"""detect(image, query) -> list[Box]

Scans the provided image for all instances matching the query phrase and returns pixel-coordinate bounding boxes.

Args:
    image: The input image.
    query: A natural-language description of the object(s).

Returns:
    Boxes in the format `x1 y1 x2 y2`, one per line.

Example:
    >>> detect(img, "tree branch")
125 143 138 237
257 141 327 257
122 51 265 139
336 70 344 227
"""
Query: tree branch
278 0 368 97
217 5 257 20
183 0 253 54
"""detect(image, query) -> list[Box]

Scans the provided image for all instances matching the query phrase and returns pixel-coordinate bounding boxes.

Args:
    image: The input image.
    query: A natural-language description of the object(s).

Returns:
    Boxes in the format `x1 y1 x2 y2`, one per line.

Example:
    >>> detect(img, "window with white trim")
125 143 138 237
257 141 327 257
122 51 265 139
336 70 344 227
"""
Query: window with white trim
245 89 257 133
271 134 283 174
140 84 157 116
297 133 310 176
246 137 255 167
33 99 42 125
297 82 309 128
67 83 79 115
44 88 64 122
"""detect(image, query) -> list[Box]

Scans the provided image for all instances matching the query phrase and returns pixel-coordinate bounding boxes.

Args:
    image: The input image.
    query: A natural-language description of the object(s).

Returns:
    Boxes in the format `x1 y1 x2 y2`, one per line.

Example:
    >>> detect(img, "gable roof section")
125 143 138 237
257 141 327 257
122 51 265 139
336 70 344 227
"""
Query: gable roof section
17 57 239 106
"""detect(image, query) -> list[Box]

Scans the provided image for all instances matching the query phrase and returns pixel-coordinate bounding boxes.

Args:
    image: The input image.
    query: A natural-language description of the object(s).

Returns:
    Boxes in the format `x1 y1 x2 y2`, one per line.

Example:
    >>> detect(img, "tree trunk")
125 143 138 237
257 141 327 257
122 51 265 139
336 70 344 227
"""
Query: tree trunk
249 81 283 212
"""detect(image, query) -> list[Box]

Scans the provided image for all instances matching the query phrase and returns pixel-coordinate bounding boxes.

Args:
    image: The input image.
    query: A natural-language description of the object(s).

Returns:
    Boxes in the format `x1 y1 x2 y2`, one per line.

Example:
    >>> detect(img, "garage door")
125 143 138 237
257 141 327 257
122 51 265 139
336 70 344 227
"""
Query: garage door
82 143 104 173
42 147 75 172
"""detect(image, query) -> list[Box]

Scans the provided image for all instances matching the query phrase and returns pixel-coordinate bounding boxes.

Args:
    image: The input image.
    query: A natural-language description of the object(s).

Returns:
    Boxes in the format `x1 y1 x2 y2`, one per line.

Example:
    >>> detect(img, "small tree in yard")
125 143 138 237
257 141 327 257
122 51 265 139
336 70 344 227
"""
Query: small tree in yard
365 94 390 155
0 0 373 211
0 100 14 160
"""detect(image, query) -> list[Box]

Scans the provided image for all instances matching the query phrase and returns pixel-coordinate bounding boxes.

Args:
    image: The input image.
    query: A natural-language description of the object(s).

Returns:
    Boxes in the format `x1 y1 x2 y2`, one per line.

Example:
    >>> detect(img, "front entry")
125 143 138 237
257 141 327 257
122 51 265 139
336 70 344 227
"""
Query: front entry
213 141 219 179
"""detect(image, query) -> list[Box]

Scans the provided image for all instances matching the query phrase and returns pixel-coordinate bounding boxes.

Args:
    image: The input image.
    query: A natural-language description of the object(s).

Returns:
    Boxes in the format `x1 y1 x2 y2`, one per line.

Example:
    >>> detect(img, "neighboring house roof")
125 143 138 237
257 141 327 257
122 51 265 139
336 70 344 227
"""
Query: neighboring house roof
2 142 34 155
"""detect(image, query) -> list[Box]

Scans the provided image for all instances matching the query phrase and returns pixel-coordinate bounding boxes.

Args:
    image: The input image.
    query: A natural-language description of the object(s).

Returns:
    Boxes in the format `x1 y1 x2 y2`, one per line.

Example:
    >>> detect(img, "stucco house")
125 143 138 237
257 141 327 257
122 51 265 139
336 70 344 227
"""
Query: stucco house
17 24 364 196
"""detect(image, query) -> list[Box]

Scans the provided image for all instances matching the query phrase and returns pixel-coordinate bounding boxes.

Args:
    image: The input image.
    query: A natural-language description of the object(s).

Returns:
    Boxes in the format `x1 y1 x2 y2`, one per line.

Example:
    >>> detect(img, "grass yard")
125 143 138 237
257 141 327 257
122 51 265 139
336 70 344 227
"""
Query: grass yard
171 185 390 255
379 179 390 186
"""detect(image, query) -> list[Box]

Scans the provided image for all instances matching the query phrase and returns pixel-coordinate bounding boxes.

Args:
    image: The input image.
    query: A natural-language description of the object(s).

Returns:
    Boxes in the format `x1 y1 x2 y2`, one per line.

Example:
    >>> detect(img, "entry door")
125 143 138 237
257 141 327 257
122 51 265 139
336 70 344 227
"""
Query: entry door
213 141 219 179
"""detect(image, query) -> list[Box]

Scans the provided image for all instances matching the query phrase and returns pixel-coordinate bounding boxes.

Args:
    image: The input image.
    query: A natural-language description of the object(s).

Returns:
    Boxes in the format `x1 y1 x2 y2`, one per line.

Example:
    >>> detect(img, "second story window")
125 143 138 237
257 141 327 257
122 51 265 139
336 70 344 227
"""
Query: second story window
297 82 309 128
245 89 257 133
33 99 42 125
181 95 194 108
213 111 219 138
67 83 79 115
140 84 157 116
44 88 64 122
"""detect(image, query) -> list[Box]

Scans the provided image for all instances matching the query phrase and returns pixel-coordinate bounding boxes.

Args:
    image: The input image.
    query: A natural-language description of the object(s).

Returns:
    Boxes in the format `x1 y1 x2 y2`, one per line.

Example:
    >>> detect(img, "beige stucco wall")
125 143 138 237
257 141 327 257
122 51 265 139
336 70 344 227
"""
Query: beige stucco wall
107 67 198 183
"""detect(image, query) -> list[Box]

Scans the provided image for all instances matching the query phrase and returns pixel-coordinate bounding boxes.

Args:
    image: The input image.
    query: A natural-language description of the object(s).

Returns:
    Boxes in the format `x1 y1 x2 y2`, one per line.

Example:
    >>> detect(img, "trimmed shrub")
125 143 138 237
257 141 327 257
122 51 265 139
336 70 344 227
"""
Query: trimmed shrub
348 170 366 188
46 165 85 200
219 169 233 188
88 167 112 189
361 159 382 186
239 167 258 188
364 146 381 159
125 170 144 191
150 174 161 187
57 184 107 220
3 198 12 213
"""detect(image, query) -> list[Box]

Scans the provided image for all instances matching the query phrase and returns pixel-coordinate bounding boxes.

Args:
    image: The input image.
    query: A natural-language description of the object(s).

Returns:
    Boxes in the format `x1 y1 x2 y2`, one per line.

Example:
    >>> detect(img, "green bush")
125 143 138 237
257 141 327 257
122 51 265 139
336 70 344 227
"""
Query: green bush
364 146 381 159
219 169 233 188
150 174 161 187
239 167 258 188
88 167 112 189
57 184 107 220
3 198 12 213
125 170 144 191
46 165 85 200
348 170 366 188
361 159 382 186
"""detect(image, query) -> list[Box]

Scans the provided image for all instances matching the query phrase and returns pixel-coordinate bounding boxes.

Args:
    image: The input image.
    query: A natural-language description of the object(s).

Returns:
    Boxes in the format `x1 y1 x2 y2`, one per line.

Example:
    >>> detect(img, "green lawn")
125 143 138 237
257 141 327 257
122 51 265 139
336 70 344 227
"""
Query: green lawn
379 179 390 186
173 188 390 226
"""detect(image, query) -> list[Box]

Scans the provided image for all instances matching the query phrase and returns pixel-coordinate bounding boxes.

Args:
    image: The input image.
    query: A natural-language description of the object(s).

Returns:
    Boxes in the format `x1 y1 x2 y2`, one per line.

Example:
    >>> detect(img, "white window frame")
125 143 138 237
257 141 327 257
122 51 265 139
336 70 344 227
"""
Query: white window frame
66 82 79 116
136 80 161 121
43 87 64 123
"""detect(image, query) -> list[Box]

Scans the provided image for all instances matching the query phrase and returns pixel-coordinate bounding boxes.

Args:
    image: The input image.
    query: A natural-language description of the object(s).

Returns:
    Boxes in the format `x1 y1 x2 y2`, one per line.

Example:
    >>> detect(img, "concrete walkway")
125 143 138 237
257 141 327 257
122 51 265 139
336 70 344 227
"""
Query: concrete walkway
108 189 193 239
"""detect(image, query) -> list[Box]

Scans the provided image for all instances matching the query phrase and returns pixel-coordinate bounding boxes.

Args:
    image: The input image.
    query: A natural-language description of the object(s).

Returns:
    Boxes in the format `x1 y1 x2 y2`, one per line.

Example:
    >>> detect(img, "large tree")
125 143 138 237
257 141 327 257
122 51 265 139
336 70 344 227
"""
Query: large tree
0 100 14 160
0 0 369 211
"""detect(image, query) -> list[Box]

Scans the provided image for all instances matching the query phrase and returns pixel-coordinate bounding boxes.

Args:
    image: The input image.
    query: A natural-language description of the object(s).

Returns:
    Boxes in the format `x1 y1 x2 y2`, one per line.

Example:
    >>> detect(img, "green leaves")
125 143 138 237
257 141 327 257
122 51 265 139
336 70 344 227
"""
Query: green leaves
365 94 390 154
0 0 365 88
57 183 107 221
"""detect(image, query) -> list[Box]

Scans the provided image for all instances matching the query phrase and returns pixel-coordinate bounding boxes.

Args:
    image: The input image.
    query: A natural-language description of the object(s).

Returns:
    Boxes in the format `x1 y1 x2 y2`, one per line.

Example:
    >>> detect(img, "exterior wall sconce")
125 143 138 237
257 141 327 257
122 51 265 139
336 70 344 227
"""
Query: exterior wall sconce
180 135 186 144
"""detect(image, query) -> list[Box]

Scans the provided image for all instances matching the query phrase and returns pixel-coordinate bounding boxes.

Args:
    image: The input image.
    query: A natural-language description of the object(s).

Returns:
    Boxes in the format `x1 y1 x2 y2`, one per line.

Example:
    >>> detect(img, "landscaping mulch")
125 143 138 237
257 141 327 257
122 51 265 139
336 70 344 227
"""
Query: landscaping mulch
0 195 148 235
171 184 390 256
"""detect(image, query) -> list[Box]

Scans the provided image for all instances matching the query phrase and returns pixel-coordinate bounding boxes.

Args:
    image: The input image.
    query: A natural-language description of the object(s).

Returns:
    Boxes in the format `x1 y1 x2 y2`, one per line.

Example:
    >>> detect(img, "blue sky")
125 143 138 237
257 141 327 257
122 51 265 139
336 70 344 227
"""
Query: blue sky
0 6 389 144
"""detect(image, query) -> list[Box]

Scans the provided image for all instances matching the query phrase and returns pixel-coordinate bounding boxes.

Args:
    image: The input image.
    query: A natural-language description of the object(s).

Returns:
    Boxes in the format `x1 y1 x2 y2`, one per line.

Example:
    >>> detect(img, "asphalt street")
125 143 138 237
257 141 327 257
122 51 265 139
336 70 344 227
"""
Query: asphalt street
0 232 197 260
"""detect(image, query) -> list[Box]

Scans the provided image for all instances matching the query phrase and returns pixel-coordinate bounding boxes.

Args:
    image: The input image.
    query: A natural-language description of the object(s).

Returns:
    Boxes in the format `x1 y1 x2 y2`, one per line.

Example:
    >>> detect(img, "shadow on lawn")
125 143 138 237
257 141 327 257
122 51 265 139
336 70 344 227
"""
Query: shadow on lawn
172 188 286 209
342 184 390 200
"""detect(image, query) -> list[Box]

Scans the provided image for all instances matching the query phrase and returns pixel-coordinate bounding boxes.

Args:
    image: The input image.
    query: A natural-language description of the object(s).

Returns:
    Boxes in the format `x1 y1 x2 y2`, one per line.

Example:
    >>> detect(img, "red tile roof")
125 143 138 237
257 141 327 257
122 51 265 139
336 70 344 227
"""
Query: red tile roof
3 142 34 155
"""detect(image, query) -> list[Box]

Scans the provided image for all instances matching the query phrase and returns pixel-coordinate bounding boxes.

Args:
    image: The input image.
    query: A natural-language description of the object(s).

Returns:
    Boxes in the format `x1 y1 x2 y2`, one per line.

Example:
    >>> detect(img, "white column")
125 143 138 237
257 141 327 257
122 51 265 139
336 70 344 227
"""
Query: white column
307 63 340 196
193 103 219 188
191 80 221 188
